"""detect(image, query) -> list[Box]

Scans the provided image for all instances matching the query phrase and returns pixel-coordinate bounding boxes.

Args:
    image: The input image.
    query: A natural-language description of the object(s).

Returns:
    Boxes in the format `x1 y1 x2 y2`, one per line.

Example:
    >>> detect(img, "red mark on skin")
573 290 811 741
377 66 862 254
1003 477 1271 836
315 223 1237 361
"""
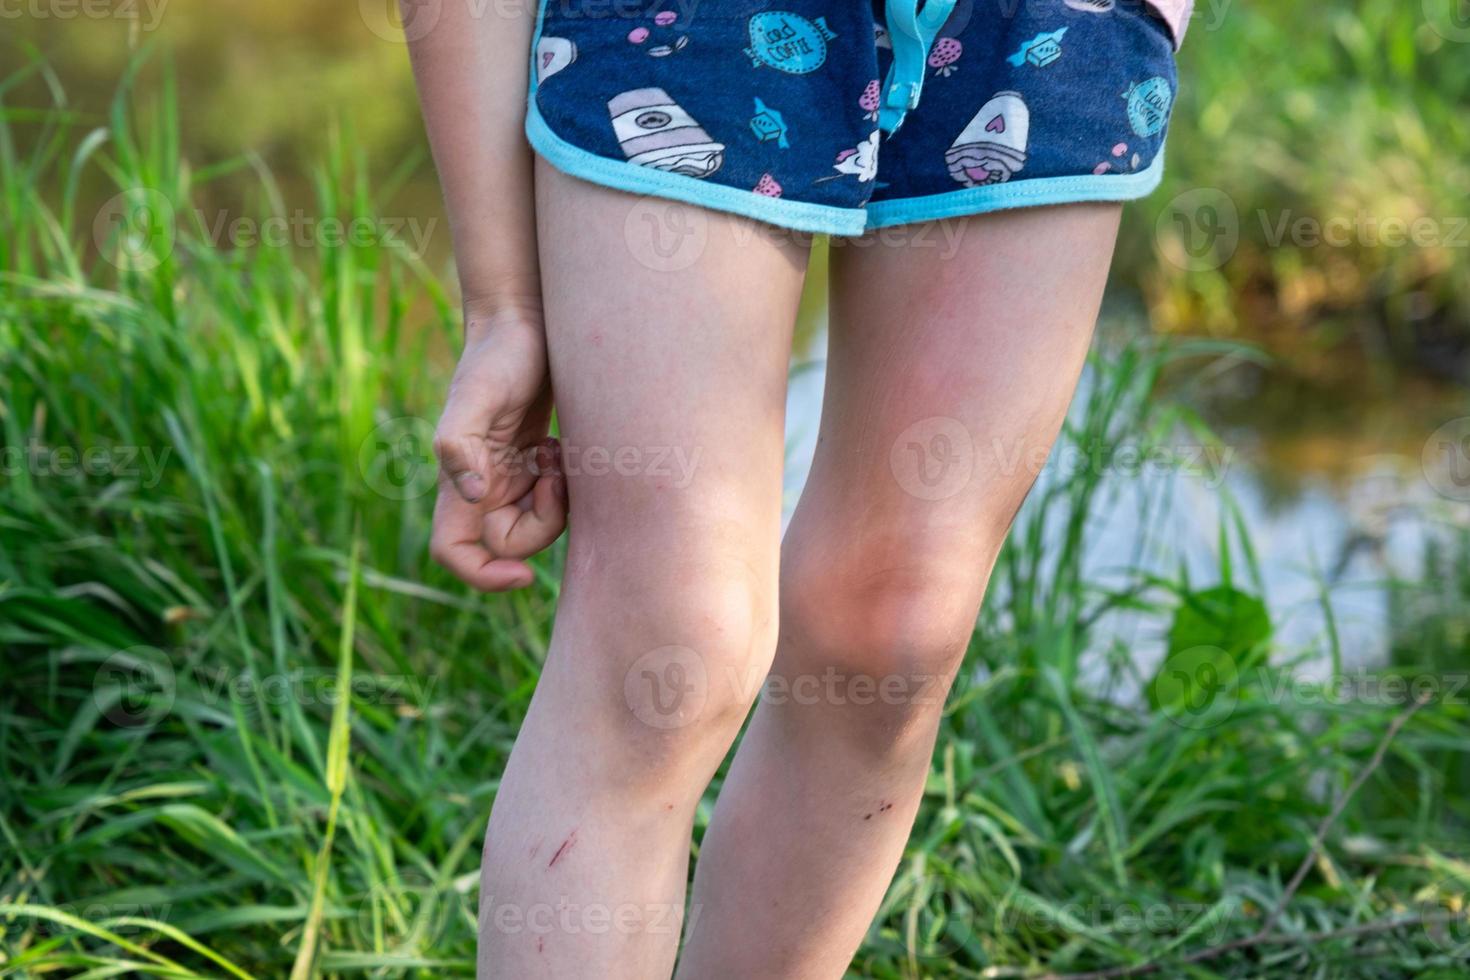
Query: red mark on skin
549 830 578 868
664 802 675 811
536 936 545 954
590 333 603 346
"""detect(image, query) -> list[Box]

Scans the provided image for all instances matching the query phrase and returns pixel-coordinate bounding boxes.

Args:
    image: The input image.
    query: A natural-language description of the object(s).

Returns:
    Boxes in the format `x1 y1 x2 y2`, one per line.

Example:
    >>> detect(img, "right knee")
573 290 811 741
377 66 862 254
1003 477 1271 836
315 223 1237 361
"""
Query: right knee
557 547 777 791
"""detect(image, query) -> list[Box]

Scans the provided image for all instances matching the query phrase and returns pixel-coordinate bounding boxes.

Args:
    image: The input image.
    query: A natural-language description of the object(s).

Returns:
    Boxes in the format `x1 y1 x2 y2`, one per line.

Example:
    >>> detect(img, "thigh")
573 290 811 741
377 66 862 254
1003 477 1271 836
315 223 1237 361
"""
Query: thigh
534 159 808 678
788 204 1122 610
537 160 806 554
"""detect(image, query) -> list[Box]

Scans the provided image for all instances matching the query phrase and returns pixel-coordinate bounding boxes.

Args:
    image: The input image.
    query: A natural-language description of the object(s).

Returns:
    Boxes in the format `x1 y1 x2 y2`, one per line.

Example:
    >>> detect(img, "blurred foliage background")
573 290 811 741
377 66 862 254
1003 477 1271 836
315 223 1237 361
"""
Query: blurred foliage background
3 0 1469 976
18 0 1470 476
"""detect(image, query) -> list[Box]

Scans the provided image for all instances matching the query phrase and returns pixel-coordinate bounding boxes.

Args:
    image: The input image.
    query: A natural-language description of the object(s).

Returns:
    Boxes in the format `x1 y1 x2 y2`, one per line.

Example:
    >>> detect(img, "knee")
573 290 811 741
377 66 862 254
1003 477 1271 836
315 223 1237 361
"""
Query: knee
776 545 985 749
561 547 777 786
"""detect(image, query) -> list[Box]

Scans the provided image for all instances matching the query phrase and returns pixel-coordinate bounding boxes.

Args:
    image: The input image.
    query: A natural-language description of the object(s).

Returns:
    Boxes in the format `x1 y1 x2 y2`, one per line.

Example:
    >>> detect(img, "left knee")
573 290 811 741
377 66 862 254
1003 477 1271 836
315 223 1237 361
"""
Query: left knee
775 542 989 752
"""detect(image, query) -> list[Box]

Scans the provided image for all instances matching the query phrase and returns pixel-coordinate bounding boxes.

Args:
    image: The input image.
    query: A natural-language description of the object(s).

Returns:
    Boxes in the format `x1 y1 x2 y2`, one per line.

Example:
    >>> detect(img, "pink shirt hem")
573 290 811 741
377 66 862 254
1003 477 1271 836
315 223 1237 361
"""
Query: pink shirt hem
1146 0 1193 48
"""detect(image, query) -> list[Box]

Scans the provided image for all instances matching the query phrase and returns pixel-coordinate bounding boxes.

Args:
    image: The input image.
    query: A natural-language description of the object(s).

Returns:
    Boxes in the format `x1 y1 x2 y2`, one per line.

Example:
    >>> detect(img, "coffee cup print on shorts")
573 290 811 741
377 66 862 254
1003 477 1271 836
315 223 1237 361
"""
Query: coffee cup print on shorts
607 87 726 179
945 91 1030 187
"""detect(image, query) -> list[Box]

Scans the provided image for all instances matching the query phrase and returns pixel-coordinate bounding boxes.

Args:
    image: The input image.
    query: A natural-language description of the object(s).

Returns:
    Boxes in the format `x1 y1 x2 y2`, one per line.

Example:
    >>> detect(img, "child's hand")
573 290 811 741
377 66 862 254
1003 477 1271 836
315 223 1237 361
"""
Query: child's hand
429 306 566 591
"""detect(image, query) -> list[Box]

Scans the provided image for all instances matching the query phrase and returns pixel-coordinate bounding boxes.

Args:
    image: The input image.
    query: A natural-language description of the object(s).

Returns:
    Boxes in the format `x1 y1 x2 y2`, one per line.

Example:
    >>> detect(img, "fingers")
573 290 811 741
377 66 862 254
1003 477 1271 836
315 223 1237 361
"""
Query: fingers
432 410 491 504
433 362 517 504
430 487 537 592
434 417 542 507
433 323 549 504
433 340 501 502
482 468 568 561
429 439 567 592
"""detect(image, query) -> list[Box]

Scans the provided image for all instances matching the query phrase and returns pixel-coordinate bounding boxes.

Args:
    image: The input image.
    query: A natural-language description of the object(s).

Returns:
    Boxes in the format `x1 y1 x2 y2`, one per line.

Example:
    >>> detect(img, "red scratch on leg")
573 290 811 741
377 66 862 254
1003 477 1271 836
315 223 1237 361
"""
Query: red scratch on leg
536 936 545 954
548 830 578 868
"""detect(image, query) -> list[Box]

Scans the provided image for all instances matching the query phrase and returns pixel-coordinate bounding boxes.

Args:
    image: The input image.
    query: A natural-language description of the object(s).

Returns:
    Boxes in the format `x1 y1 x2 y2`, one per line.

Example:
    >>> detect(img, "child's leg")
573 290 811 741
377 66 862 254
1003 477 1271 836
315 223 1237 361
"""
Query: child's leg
679 203 1124 978
477 161 807 978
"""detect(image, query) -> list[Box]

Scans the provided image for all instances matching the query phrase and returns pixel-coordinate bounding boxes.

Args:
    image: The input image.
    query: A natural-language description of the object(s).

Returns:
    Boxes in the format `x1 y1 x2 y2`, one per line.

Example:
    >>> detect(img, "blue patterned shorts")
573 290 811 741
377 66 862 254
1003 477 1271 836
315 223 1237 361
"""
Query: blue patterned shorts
528 0 1179 235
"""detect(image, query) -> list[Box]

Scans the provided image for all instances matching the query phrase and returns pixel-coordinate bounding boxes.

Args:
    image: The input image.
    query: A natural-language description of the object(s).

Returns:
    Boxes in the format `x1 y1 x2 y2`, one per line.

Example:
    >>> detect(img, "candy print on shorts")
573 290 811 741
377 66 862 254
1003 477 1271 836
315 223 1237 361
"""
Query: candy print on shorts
536 36 577 83
627 9 689 58
1006 29 1066 68
1124 76 1173 137
945 91 1030 186
1092 140 1143 175
607 88 725 178
745 12 837 74
750 98 791 148
753 173 783 197
1064 0 1115 11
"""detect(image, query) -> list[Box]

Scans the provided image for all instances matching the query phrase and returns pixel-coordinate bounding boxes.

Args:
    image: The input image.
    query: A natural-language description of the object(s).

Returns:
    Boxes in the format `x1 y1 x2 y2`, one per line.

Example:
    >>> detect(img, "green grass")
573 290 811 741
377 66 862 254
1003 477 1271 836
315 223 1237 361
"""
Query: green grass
2 54 1469 979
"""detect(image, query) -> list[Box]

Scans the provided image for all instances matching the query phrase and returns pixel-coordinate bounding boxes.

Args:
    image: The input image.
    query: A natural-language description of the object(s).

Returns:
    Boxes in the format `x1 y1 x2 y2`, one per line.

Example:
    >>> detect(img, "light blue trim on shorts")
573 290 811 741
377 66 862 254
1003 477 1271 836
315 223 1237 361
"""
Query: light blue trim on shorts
524 106 871 237
863 149 1167 229
528 103 1165 236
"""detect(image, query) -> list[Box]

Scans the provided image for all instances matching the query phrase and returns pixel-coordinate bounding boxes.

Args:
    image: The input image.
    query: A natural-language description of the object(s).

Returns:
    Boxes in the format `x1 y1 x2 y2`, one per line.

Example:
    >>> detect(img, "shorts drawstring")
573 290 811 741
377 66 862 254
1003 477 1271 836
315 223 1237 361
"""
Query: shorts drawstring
879 0 959 133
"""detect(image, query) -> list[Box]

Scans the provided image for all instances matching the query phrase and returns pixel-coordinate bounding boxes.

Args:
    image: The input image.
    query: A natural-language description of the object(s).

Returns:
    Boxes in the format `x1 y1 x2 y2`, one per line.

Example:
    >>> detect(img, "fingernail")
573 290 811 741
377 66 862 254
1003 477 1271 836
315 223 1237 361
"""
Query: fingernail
456 473 486 501
533 445 553 474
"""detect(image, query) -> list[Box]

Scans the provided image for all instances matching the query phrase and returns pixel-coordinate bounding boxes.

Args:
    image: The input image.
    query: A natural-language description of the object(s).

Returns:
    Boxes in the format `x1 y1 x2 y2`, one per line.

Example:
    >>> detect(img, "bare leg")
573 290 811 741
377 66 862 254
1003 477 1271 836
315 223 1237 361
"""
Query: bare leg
477 163 807 978
679 204 1123 978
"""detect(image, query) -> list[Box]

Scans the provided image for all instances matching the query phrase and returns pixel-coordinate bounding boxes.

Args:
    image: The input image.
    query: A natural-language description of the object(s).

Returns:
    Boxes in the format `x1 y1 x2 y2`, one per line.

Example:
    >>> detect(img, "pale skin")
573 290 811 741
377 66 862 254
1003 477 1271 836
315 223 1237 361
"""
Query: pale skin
404 4 1120 976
